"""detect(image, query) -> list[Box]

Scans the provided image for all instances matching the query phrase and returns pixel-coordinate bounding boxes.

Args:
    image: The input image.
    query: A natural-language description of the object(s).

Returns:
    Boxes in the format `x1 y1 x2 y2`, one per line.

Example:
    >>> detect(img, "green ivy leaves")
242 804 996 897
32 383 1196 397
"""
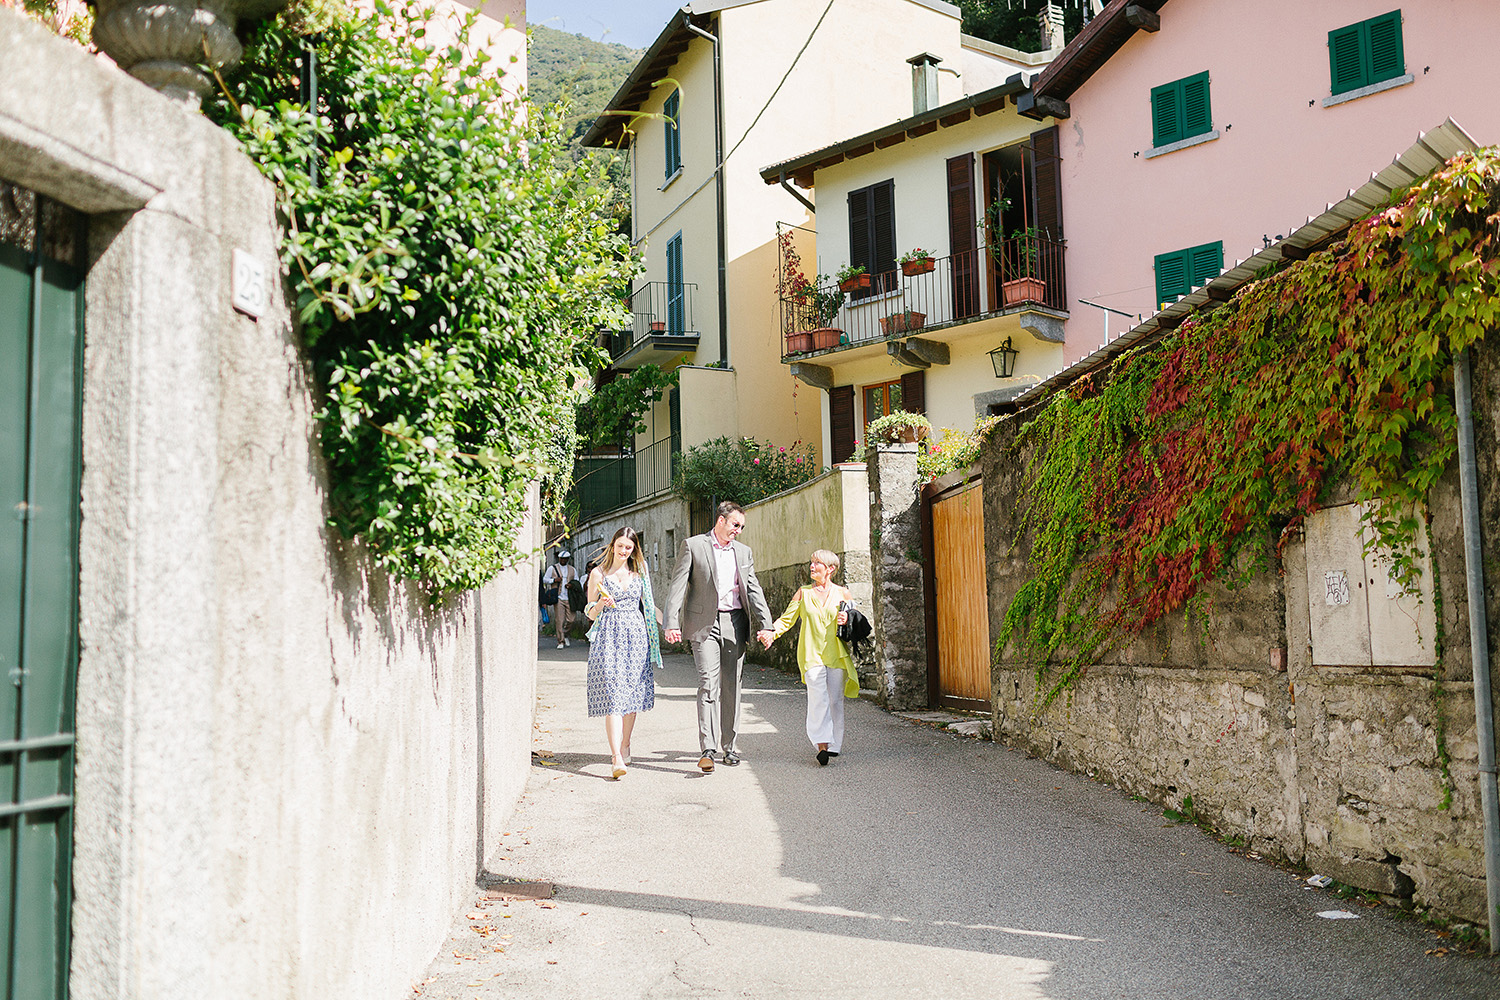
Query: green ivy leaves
1001 148 1500 704
208 1 638 592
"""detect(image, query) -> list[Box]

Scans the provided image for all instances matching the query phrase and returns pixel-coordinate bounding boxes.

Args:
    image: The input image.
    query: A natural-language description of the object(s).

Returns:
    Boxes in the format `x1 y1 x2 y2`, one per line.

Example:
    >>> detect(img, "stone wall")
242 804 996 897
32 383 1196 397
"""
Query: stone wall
981 345 1500 922
1 13 539 999
869 444 928 709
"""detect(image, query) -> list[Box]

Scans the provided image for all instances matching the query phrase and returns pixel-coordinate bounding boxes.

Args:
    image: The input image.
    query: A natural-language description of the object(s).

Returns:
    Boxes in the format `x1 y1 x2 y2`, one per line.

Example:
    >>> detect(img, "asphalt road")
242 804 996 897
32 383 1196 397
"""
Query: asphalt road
411 642 1499 1000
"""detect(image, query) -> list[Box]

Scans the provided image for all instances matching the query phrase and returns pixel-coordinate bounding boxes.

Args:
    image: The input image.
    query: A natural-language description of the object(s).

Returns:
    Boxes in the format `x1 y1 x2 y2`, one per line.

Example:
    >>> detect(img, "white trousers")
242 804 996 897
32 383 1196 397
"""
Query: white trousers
804 664 846 752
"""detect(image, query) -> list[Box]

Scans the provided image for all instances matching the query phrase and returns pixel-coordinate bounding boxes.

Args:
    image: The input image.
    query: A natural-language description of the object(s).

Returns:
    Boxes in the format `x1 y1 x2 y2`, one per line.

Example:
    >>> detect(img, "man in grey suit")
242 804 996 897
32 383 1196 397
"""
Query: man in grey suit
664 501 773 772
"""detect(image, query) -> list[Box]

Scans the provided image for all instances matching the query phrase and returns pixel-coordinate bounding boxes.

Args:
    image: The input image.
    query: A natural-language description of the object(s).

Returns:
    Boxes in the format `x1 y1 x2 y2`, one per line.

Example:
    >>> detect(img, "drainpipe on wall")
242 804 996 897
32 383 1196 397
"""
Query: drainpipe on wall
685 20 729 366
1453 346 1500 953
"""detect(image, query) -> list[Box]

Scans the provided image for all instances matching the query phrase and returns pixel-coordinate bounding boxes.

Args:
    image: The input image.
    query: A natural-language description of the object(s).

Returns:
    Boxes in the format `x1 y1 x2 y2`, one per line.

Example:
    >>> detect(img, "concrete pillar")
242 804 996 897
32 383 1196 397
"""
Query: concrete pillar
868 443 927 708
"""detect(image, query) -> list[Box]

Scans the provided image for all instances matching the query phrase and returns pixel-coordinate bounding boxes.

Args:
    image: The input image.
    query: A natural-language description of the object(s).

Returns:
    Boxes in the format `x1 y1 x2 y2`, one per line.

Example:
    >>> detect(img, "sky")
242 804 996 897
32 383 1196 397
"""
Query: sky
526 0 688 49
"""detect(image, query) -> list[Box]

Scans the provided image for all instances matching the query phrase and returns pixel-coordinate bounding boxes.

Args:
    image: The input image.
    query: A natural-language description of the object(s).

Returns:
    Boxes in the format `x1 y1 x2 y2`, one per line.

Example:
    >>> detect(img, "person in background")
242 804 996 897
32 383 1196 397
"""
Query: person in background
543 549 577 649
765 549 857 766
583 527 662 779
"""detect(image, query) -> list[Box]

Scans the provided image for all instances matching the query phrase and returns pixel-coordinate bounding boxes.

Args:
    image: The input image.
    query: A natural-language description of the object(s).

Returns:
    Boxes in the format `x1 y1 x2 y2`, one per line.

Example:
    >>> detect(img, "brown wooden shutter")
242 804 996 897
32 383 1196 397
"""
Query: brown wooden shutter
849 187 872 275
946 153 978 319
830 385 855 463
872 180 896 281
1029 126 1066 304
1030 126 1063 240
900 370 926 416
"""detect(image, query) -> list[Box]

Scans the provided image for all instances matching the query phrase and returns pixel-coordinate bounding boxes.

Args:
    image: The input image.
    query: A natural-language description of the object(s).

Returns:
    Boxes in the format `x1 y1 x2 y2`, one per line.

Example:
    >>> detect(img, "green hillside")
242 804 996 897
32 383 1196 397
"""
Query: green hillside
529 25 641 148
528 24 640 232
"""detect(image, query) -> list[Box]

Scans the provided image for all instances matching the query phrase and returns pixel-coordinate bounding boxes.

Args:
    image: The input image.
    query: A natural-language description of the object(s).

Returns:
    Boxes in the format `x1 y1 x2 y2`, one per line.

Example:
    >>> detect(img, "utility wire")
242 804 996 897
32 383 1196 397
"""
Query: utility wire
721 0 837 169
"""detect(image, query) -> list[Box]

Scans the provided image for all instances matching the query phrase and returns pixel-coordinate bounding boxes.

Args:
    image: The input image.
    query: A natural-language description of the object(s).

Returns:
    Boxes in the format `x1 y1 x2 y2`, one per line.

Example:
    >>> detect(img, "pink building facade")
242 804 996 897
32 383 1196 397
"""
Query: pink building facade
1030 0 1500 364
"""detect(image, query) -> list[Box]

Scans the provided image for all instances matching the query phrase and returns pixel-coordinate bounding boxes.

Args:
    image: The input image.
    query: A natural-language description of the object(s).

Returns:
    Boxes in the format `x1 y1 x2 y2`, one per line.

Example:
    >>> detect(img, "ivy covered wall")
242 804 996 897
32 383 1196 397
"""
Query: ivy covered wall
979 150 1500 922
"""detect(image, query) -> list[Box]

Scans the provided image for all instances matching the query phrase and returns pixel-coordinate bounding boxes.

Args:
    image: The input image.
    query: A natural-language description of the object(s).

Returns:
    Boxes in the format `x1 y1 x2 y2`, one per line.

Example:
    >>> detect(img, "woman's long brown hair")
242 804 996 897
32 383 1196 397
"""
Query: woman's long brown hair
597 526 646 577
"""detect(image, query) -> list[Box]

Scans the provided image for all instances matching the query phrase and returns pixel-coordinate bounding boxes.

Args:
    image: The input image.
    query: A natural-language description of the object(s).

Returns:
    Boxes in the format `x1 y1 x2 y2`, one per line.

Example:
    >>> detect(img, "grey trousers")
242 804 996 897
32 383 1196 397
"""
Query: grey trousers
691 609 749 753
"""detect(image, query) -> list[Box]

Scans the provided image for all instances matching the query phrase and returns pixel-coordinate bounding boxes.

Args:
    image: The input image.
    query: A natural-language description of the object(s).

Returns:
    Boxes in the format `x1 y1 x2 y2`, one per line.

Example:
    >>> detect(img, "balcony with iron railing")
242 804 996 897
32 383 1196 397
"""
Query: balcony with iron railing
569 435 678 523
604 280 701 368
779 233 1066 357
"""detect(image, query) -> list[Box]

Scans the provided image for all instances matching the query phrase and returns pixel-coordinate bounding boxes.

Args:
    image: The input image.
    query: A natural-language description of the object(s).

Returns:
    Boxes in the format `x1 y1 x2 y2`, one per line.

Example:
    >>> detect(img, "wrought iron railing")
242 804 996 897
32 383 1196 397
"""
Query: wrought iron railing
779 234 1066 355
569 436 678 522
608 280 699 360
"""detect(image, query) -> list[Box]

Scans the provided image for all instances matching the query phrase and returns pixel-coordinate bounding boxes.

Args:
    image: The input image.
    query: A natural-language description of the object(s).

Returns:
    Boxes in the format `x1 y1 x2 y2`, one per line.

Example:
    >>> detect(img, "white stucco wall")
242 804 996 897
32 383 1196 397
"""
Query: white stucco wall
1057 0 1500 363
0 13 538 1000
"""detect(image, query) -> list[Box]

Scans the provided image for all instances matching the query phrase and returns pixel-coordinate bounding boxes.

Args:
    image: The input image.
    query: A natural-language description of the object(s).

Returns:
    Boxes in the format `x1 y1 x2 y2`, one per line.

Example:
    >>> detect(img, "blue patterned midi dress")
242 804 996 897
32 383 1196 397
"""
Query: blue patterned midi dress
587 575 655 717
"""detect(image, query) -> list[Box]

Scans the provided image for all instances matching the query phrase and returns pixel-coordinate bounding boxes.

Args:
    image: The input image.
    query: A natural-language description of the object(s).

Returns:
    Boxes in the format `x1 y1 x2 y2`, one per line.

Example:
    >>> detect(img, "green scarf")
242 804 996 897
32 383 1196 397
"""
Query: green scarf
641 564 663 671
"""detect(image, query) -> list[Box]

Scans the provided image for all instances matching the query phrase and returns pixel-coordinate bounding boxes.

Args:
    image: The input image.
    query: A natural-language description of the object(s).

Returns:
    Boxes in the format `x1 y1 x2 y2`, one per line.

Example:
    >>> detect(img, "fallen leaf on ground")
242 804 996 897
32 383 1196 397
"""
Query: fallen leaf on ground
1426 948 1449 957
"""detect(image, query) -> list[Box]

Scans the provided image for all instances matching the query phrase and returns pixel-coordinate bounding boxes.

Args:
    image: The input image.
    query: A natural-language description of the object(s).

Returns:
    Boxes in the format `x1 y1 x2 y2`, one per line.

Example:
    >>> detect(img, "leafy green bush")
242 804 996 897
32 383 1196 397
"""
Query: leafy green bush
206 1 636 592
917 417 1000 481
672 437 822 508
576 364 678 449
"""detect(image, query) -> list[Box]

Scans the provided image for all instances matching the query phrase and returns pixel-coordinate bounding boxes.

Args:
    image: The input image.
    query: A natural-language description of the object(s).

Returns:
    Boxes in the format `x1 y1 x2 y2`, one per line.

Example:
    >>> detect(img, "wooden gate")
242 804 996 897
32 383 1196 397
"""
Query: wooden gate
1 184 85 1000
923 473 989 710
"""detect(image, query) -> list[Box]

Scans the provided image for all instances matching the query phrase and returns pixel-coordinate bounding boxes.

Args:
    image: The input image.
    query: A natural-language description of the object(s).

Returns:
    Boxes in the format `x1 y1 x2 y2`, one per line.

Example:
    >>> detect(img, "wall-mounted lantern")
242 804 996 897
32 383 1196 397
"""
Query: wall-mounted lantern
989 336 1019 378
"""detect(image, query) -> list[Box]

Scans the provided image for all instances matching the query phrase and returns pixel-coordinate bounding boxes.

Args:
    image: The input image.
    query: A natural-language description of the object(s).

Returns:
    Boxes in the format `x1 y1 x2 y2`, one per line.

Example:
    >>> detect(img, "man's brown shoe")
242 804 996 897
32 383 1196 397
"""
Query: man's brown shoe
698 754 716 773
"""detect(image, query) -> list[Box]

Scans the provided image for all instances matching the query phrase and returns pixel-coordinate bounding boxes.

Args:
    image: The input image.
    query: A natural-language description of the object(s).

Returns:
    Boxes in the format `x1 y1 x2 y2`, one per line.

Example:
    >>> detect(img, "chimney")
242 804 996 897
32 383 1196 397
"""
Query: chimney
908 52 942 114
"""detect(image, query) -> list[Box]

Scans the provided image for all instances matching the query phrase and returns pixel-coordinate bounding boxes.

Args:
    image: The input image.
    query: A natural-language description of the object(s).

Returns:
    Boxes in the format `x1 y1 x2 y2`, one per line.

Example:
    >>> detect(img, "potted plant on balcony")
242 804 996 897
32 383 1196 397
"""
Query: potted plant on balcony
836 263 870 293
898 247 936 277
866 410 932 446
1002 226 1047 307
649 320 667 332
879 309 927 335
786 274 843 354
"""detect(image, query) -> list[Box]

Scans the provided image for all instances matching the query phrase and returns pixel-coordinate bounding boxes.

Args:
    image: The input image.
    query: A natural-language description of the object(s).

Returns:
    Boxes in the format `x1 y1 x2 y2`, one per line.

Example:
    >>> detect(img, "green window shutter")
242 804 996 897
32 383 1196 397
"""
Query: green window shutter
1328 23 1366 94
1155 249 1189 305
1367 10 1404 83
663 90 680 177
1330 11 1404 96
1189 241 1223 288
1150 80 1181 147
1155 241 1222 306
1151 72 1211 147
1180 73 1211 139
666 232 684 334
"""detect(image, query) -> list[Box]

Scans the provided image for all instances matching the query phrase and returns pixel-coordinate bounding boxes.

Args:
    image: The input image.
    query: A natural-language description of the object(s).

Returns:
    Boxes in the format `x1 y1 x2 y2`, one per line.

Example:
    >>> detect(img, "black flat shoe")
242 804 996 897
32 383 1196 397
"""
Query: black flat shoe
827 751 839 757
723 750 742 766
816 749 830 766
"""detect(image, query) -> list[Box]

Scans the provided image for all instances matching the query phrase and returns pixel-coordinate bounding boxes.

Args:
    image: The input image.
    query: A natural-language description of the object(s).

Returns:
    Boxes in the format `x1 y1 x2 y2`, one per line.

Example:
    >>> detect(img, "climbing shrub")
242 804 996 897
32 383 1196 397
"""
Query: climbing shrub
1001 148 1500 704
207 1 636 592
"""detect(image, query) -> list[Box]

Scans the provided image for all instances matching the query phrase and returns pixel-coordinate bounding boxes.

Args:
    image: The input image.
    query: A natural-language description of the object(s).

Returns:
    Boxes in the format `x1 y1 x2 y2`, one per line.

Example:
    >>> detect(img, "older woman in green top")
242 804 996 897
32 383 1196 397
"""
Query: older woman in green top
766 549 860 765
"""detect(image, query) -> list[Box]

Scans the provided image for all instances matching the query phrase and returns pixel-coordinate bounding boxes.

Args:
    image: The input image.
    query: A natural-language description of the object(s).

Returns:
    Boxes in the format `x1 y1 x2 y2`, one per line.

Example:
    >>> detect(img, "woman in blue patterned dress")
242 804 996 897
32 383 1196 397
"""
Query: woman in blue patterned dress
583 527 663 779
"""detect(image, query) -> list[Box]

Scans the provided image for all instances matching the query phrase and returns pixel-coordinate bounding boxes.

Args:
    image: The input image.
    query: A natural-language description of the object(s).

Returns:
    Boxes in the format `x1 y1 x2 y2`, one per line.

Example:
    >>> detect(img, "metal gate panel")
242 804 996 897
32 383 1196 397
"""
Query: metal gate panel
1 190 83 1000
0 244 29 1000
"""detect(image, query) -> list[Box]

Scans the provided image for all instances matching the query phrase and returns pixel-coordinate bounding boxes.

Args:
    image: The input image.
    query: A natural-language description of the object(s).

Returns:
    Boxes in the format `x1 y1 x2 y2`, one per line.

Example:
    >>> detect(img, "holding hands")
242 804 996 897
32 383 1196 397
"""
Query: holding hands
756 629 773 649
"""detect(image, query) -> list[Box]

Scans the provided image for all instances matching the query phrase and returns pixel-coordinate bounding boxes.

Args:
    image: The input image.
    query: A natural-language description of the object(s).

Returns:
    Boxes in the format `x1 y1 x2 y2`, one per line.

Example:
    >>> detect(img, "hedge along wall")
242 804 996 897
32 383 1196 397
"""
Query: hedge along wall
981 149 1500 921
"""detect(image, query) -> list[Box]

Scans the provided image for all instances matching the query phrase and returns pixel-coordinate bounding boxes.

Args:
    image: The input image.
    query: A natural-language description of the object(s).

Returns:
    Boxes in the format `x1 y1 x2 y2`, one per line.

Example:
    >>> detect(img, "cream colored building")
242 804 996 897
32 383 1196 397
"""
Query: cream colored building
580 0 1024 512
760 69 1064 457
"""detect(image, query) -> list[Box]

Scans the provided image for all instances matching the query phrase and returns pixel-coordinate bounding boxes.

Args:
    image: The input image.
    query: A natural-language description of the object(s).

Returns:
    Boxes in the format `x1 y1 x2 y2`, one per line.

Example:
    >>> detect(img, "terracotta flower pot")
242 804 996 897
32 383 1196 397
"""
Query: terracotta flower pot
649 320 667 332
839 273 871 293
810 327 842 350
786 331 814 353
901 257 936 276
879 311 926 336
1002 277 1046 307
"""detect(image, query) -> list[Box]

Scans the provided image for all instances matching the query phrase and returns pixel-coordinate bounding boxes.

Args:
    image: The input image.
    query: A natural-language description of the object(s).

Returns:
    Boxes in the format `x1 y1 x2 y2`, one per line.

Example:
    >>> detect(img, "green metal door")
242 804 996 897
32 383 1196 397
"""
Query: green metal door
0 185 84 1000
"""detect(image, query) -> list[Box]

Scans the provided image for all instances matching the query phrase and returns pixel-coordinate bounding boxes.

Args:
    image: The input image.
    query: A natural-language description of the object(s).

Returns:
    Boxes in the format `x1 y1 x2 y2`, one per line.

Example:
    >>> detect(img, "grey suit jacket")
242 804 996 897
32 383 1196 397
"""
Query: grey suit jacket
664 532 773 644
